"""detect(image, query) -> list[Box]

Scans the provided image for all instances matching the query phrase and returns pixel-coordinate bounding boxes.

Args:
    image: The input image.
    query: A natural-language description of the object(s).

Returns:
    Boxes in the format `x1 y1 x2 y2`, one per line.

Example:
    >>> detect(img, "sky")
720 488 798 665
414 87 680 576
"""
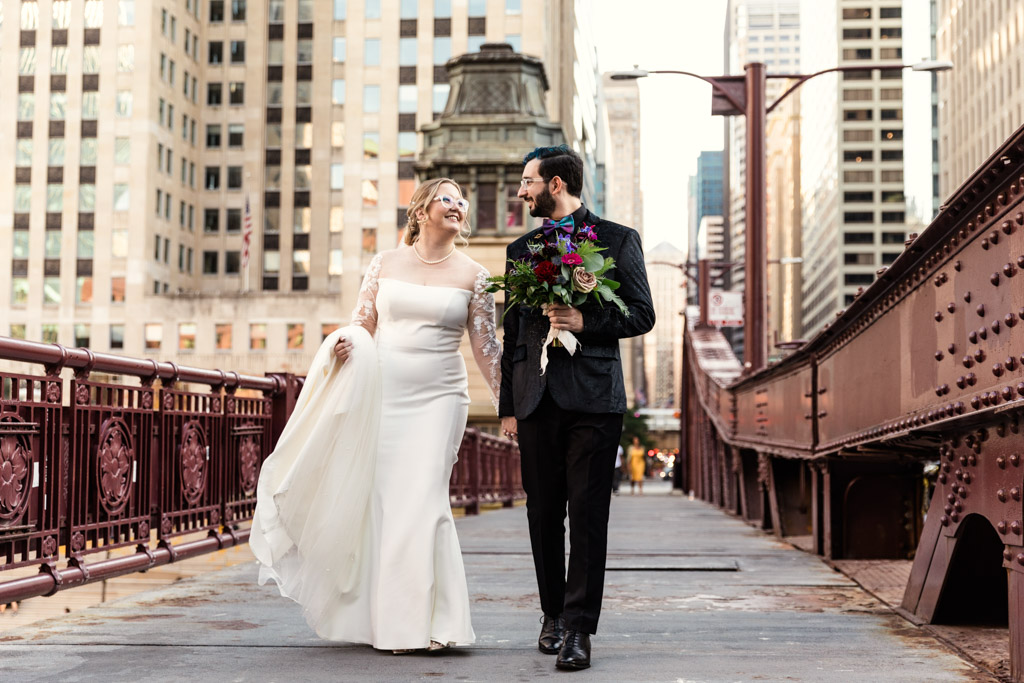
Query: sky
588 0 935 257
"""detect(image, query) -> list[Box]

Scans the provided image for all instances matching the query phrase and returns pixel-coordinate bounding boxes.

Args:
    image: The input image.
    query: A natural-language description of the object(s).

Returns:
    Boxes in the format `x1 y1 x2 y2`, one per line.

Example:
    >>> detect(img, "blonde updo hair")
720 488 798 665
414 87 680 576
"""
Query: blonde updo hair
403 177 471 247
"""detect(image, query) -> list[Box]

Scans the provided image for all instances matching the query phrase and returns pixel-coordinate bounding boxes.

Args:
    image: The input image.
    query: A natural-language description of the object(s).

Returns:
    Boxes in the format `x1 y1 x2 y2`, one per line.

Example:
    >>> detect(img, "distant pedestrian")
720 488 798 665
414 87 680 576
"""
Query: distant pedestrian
628 436 645 495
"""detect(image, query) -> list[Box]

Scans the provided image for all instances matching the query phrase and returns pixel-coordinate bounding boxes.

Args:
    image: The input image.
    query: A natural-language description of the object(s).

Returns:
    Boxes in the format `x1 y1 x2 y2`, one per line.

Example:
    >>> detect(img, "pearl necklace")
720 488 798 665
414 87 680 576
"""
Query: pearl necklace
413 243 456 265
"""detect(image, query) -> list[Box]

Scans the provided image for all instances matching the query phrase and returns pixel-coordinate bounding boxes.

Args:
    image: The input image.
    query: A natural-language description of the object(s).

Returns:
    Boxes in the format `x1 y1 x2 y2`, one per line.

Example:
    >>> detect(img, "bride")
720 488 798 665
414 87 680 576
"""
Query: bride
250 178 503 652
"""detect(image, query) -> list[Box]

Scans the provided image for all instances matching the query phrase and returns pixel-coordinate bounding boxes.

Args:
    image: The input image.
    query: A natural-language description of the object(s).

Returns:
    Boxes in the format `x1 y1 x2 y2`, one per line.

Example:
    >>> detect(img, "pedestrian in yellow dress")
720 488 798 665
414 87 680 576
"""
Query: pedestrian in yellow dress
628 436 646 495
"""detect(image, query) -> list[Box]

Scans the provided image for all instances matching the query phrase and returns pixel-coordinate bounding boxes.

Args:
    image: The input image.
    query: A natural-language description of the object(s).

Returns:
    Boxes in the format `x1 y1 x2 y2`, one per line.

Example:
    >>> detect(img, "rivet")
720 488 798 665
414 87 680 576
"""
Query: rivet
959 455 968 466
1007 314 1018 328
998 456 1007 468
956 401 965 413
968 454 977 465
957 376 966 389
967 372 977 385
1013 487 1021 501
939 472 948 483
969 331 978 344
979 327 989 340
941 515 950 526
948 302 957 313
935 351 944 361
998 521 1008 533
945 504 953 514
991 230 1001 243
994 363 1005 377
951 512 960 522
976 349 986 362
992 273 1001 286
965 291 972 303
949 343 957 354
964 472 972 483
1018 383 1024 396
993 320 1002 334
954 260 963 271
1004 220 1014 234
1004 386 1015 401
954 500 963 512
1018 212 1024 224
935 311 943 322
1005 549 1014 562
1006 263 1017 276
1017 553 1024 565
947 494 956 503
971 396 981 409
983 238 991 250
998 489 1007 502
982 393 992 406
1012 454 1021 466
1008 357 1018 370
1013 522 1021 535
1019 255 1024 268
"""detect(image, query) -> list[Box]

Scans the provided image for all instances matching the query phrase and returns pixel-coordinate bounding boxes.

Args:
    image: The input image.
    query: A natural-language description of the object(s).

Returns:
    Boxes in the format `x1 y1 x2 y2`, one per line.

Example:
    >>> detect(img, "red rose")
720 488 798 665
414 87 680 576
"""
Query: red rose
533 261 558 284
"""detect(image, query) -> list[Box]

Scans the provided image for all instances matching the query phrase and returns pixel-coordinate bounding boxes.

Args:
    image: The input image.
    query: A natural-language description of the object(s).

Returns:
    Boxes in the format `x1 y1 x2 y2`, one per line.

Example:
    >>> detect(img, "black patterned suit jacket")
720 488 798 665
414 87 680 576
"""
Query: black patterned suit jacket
498 205 656 419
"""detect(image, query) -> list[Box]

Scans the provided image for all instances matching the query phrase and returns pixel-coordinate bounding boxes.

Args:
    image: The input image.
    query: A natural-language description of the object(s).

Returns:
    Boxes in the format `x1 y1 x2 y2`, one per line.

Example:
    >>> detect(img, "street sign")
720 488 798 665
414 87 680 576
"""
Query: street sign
708 290 743 326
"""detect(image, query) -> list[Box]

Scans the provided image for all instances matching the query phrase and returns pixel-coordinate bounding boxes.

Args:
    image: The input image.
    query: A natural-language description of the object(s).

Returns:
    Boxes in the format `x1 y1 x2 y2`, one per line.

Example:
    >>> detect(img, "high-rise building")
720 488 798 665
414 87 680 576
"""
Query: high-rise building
688 150 724 264
935 0 1024 202
697 215 726 261
723 0 800 353
601 72 645 407
799 0 908 336
765 88 801 350
1 0 603 426
644 242 686 410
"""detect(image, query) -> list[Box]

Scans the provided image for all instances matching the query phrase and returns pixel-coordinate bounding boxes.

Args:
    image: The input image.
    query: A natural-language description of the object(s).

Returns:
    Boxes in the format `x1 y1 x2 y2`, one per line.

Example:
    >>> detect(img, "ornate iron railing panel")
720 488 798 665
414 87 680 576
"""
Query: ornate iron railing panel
0 373 62 571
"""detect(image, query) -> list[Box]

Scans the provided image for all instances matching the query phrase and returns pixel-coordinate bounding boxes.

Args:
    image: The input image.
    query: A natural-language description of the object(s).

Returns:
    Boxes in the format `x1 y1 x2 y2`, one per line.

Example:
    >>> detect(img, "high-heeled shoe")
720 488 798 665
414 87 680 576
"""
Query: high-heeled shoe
427 640 453 651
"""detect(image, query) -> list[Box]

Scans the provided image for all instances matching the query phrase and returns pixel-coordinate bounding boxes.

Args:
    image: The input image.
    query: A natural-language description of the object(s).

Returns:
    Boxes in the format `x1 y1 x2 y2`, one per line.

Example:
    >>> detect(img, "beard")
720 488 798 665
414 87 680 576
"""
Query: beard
527 185 557 218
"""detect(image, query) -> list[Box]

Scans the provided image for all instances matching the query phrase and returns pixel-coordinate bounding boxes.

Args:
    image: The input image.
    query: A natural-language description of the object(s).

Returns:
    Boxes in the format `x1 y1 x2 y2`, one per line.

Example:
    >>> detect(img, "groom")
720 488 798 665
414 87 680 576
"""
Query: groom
499 145 655 671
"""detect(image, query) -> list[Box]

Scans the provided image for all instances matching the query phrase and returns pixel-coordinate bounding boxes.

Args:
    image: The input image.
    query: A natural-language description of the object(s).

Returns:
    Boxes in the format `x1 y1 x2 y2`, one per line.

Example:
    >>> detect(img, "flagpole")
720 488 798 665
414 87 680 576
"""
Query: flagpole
241 190 253 293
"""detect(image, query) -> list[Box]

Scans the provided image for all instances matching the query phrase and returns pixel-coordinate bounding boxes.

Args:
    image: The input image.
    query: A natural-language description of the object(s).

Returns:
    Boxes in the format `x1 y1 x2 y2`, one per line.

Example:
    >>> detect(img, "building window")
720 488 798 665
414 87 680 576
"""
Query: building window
433 37 451 65
228 123 244 147
52 46 69 74
49 138 66 165
145 324 162 350
231 0 246 21
111 276 126 303
227 208 242 232
45 230 61 258
205 167 221 190
506 0 521 14
250 324 267 350
227 166 243 189
333 0 346 20
329 249 343 275
363 132 380 159
330 207 344 233
76 277 93 304
50 93 67 120
433 84 450 112
297 39 313 64
365 38 381 66
230 41 245 63
209 41 223 64
208 82 223 105
293 251 311 276
287 323 305 350
399 37 417 66
179 323 197 350
468 0 486 16
398 131 417 159
41 324 59 344
333 79 346 105
364 85 381 113
14 232 30 259
398 84 417 113
113 184 131 211
225 251 241 274
216 324 233 349
116 91 133 117
11 279 29 306
297 83 313 106
362 180 379 208
269 0 285 22
205 208 220 233
42 277 61 305
9 325 27 339
203 251 219 274
268 39 283 65
362 228 377 255
331 164 344 190
229 82 244 105
333 38 346 63
434 0 451 17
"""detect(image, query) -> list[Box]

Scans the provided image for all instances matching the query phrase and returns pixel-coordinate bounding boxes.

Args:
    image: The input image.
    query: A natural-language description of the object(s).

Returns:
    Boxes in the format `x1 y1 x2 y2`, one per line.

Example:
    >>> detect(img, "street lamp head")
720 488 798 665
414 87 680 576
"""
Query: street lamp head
609 66 649 81
910 59 954 73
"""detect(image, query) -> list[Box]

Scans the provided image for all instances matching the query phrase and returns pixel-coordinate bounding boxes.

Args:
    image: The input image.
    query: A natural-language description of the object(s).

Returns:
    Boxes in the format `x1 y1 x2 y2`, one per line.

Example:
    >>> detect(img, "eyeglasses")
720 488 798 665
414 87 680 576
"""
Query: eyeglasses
433 194 469 212
519 177 546 189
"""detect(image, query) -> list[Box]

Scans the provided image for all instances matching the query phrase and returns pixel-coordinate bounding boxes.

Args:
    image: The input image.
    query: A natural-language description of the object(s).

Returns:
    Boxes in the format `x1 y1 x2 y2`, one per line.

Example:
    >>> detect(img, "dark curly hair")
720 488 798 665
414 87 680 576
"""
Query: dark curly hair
523 144 583 198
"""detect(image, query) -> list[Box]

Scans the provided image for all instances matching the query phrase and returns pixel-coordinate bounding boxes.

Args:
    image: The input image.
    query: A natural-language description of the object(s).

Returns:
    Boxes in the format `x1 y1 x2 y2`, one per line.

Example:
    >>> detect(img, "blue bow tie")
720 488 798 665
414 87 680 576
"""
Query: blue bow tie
541 216 574 235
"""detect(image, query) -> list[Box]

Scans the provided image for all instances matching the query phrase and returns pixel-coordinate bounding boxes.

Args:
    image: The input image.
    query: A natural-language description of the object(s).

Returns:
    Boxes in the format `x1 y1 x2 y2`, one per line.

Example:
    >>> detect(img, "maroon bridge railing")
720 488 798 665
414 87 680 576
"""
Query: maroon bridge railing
0 338 521 604
682 124 1024 681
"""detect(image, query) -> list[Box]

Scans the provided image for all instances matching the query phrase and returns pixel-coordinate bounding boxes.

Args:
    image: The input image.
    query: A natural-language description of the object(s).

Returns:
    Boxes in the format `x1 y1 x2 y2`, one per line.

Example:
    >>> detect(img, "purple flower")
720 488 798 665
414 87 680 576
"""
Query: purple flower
579 225 598 241
556 233 575 253
561 253 583 266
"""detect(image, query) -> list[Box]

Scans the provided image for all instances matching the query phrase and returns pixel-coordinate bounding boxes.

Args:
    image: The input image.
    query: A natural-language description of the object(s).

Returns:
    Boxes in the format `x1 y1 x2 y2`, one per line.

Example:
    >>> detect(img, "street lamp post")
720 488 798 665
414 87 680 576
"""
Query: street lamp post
611 59 952 373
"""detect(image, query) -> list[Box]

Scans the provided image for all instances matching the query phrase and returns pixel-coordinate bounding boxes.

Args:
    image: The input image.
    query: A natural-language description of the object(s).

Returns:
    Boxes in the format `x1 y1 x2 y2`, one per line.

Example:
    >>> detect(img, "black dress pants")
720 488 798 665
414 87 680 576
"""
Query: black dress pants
517 390 623 634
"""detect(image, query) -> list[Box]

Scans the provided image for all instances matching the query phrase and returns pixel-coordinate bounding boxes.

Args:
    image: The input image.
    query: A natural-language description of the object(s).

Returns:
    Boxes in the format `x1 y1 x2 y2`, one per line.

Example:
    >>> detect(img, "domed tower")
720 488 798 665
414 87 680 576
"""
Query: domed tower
416 43 564 239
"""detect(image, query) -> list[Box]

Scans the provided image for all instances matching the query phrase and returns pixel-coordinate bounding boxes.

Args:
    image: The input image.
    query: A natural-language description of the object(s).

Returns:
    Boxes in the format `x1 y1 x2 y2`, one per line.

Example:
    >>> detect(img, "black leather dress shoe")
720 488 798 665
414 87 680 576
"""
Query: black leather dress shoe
555 629 591 670
538 614 565 654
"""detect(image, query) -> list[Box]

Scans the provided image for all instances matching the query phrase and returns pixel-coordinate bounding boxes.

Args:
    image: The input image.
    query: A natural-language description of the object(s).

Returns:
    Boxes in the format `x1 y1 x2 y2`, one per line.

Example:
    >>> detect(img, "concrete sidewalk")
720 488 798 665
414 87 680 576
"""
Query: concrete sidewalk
0 480 995 682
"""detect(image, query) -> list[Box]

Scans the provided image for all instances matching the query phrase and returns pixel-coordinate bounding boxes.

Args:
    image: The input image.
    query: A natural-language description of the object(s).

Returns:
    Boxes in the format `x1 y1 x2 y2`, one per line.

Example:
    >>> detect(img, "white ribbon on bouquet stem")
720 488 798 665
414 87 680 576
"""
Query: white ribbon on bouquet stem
539 304 579 375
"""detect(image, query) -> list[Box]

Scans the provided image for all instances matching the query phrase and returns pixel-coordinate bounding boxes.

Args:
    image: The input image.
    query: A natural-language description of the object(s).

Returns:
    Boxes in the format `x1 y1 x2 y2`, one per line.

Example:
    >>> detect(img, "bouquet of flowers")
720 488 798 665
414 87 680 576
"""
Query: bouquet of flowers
486 218 629 374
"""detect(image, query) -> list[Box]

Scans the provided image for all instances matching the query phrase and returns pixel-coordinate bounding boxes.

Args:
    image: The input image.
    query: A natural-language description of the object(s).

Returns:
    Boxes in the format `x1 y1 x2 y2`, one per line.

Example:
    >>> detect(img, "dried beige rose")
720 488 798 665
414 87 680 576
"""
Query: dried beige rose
572 267 598 293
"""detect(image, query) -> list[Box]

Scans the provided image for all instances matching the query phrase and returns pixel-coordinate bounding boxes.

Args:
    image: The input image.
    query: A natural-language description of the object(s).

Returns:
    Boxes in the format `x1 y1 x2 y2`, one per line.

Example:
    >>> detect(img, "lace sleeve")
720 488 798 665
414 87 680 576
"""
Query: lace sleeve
468 268 502 414
350 253 384 337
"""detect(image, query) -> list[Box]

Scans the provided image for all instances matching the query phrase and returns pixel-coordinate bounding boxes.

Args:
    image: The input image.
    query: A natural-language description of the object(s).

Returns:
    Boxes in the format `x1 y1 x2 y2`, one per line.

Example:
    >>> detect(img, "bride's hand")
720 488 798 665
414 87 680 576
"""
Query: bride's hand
334 336 353 363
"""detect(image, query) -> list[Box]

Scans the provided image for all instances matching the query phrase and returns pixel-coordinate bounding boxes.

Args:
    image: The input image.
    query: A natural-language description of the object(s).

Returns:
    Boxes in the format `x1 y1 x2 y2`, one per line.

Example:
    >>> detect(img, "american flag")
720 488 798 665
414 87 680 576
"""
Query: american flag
241 194 253 268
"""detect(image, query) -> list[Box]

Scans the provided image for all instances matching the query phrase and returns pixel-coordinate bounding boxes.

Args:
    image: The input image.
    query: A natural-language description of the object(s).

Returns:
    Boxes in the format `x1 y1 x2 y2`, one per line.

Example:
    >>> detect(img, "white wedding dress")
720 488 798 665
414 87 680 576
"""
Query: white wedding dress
250 252 501 650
